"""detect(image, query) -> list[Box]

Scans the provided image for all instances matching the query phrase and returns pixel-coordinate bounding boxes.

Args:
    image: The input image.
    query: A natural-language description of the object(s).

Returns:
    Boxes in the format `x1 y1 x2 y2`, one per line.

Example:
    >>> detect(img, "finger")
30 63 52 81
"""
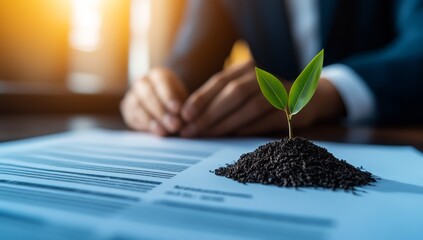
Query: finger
181 61 254 122
133 77 165 120
149 68 188 114
235 110 287 136
205 94 274 137
181 75 260 137
133 77 179 133
121 91 147 131
121 91 167 136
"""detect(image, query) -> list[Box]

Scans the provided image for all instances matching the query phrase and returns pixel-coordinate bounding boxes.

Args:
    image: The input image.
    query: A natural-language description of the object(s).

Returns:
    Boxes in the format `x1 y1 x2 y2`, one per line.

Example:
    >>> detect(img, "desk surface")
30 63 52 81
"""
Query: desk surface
1 114 423 240
1 114 422 151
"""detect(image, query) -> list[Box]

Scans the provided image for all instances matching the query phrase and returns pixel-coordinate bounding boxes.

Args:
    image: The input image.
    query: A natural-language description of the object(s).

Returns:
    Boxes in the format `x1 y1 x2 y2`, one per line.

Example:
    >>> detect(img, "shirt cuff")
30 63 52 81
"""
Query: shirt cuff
321 64 376 123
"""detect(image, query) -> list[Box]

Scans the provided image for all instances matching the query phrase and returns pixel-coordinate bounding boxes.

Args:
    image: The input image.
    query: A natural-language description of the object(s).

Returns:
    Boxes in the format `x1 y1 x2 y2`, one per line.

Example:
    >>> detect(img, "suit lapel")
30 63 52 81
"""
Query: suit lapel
279 0 300 74
319 0 339 48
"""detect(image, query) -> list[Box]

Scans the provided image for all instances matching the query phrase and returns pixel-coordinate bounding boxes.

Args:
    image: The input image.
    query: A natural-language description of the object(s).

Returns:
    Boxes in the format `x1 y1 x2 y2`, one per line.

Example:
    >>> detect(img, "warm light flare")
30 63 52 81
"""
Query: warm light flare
69 0 102 52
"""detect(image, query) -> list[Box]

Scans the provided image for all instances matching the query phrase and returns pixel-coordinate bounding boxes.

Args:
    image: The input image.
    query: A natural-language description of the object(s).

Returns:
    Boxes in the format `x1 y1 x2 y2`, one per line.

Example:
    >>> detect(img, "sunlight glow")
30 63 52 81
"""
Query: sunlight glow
69 0 102 52
128 0 151 83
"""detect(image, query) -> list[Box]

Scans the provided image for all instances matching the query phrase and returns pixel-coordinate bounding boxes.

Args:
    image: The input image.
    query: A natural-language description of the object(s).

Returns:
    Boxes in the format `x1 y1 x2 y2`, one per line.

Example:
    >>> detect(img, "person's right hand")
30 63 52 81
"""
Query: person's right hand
120 67 188 136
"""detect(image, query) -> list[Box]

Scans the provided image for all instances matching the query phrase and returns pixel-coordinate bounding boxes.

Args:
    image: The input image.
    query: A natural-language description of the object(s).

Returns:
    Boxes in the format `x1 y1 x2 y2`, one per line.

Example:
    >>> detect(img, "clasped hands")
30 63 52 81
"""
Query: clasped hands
121 61 342 137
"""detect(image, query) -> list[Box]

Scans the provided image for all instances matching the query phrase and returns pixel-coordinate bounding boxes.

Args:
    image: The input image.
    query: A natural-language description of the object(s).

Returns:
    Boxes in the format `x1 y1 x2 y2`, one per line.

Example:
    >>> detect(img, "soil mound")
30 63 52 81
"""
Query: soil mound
214 138 376 191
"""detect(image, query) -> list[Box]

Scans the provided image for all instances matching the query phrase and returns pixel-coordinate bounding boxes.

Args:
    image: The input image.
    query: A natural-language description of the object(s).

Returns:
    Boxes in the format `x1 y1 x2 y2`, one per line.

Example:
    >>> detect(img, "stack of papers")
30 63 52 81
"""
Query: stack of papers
1 129 423 240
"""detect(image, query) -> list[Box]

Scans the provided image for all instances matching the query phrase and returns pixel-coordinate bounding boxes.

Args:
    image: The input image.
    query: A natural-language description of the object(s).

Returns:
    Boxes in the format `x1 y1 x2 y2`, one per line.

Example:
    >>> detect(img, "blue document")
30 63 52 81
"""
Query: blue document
1 129 422 240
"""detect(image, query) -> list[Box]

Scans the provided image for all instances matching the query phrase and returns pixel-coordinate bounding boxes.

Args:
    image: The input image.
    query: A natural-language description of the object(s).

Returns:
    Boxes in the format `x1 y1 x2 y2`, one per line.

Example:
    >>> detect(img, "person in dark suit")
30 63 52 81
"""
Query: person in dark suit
121 0 423 137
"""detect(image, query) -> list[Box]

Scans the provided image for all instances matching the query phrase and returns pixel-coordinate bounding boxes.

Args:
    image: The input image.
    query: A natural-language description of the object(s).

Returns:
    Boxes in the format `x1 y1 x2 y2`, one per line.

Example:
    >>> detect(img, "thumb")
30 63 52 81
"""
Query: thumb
149 68 188 114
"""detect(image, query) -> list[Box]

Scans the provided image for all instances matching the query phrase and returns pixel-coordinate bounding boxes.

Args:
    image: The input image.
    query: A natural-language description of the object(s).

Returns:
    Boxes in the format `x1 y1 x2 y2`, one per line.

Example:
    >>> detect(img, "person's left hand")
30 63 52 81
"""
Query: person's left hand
179 60 346 137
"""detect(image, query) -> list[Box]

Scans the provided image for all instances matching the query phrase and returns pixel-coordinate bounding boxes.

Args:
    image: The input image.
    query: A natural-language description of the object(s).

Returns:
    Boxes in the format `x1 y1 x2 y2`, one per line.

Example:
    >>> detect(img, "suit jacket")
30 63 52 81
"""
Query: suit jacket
167 0 423 124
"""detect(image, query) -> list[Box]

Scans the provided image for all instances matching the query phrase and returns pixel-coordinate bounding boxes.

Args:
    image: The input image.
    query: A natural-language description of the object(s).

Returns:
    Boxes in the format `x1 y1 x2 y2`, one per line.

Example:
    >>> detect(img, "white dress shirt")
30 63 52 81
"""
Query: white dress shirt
285 0 375 123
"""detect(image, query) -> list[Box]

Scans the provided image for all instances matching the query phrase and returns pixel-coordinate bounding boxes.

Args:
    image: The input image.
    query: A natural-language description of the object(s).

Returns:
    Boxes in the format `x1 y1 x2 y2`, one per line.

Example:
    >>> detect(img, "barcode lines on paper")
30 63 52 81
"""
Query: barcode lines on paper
10 154 189 172
65 142 214 158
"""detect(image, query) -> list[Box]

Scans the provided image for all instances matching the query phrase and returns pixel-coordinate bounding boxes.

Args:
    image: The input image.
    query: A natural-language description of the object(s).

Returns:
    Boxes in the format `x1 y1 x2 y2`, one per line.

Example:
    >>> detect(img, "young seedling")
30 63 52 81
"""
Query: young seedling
255 49 324 139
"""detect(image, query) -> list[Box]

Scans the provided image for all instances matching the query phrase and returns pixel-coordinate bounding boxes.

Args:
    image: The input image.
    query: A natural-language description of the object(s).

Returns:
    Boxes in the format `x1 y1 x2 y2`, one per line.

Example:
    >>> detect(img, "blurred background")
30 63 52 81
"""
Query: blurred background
0 0 250 115
0 0 421 150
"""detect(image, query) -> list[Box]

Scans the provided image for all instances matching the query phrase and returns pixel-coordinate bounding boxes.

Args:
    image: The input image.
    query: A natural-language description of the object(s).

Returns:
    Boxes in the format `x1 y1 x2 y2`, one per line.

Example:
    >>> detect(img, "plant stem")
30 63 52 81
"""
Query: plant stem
285 110 293 139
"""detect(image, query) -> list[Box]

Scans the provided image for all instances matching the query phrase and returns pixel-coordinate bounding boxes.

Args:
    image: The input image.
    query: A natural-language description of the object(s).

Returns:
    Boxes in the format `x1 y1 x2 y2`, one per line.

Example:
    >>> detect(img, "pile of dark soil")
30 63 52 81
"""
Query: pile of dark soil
214 137 376 191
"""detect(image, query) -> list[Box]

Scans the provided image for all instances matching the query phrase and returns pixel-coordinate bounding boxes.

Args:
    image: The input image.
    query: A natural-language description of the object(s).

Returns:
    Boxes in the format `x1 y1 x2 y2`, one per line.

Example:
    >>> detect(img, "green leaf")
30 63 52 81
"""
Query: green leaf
255 67 288 110
288 49 324 115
